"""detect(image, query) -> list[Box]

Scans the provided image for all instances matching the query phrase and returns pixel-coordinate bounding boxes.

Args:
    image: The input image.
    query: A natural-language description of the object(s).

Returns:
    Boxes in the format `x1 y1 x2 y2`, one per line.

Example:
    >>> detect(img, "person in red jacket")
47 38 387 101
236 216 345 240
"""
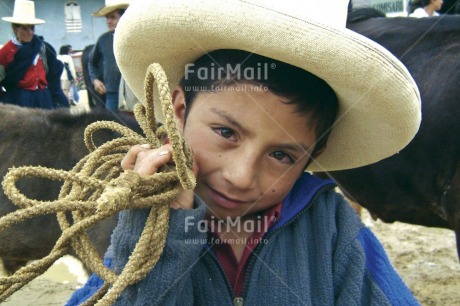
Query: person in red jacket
0 0 68 109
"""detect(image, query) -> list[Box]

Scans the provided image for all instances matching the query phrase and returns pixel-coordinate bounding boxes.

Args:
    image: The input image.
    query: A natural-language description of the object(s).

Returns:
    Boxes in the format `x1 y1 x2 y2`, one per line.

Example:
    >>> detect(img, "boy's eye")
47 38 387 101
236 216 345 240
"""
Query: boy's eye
214 127 235 139
270 151 294 164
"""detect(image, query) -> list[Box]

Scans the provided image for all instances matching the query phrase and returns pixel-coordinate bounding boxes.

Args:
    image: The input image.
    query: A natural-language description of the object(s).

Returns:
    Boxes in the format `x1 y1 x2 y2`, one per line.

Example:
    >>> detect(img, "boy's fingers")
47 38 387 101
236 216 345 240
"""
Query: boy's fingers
120 144 194 208
121 144 173 177
121 144 151 170
134 148 171 176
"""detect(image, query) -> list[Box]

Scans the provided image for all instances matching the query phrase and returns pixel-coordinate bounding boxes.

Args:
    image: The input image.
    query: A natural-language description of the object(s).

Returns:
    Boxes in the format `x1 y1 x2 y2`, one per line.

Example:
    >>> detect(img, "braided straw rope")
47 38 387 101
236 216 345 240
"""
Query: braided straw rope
0 63 195 305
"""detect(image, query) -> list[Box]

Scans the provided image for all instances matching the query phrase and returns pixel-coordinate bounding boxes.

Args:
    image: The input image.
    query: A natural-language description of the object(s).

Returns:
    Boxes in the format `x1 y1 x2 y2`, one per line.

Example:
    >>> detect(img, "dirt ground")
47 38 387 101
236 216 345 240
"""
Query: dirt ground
1 210 459 305
362 211 460 305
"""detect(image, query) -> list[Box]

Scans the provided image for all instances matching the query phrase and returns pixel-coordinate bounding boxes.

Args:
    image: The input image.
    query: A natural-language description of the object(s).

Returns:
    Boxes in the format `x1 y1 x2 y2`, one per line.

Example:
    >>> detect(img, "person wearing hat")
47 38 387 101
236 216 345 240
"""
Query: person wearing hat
67 0 421 305
88 0 130 111
0 0 68 109
409 0 443 17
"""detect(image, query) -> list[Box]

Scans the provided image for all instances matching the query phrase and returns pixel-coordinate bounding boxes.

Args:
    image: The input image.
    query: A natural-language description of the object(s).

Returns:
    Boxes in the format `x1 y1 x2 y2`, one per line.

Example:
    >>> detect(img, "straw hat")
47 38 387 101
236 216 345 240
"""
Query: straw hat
93 0 130 17
114 0 422 171
2 0 45 25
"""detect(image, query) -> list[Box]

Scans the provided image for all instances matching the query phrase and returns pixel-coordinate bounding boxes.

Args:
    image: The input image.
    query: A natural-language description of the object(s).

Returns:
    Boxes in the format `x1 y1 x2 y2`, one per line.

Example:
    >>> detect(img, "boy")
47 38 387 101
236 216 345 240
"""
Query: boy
68 0 421 305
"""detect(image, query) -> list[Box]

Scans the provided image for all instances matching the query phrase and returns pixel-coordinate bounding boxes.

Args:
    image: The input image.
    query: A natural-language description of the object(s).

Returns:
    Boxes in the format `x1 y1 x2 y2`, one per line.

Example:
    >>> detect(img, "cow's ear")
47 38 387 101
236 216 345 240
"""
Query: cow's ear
171 86 186 132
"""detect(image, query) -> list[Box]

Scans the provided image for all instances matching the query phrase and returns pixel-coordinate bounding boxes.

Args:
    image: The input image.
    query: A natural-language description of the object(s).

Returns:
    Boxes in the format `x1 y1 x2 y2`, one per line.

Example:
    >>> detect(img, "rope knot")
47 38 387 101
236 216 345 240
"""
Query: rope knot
96 171 143 214
96 186 129 214
117 170 142 189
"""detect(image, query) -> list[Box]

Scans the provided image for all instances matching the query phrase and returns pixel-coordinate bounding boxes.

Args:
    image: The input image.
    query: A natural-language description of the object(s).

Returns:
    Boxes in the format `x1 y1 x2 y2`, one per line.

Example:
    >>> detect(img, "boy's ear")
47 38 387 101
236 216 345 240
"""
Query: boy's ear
171 86 186 132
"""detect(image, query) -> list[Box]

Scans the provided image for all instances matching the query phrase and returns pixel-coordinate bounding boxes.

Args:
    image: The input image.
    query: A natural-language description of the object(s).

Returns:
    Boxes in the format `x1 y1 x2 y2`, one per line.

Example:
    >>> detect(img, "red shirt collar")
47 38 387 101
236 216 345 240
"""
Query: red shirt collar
208 201 282 296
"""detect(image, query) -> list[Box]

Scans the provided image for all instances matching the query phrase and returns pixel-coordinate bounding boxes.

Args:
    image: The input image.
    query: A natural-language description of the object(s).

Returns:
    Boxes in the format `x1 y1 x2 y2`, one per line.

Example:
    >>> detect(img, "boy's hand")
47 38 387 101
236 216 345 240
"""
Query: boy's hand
121 144 196 210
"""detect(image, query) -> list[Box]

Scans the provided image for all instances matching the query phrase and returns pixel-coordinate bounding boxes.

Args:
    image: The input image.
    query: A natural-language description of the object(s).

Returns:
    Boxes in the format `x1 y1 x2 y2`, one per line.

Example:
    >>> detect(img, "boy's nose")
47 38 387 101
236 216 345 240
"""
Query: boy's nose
222 153 258 191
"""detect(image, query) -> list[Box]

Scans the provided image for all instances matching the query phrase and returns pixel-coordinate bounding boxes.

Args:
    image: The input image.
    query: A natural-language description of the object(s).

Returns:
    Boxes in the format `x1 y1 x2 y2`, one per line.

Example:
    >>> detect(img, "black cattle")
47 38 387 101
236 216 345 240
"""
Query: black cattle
317 10 460 258
0 104 141 274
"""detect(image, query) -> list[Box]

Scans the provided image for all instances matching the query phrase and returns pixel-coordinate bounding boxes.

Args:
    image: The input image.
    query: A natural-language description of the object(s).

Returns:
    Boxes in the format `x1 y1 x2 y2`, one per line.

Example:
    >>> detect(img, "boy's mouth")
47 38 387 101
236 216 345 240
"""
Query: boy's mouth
208 186 248 210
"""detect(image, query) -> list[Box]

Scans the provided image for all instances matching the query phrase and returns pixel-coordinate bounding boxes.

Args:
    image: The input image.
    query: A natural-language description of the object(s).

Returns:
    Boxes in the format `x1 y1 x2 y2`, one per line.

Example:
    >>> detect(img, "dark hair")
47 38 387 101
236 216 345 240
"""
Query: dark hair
110 9 126 16
421 0 431 7
12 23 35 32
59 44 72 55
179 49 338 160
409 0 432 12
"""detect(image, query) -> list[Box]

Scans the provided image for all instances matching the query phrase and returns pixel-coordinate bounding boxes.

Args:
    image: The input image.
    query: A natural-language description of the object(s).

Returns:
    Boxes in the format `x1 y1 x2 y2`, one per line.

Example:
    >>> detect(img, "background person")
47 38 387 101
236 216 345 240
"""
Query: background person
88 0 130 111
0 0 68 109
409 0 444 17
57 44 79 105
118 76 140 116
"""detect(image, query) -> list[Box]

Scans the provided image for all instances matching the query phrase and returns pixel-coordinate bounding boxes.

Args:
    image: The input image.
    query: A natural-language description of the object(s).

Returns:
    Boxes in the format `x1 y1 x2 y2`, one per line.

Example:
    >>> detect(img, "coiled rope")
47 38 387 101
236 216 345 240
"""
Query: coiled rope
0 63 195 305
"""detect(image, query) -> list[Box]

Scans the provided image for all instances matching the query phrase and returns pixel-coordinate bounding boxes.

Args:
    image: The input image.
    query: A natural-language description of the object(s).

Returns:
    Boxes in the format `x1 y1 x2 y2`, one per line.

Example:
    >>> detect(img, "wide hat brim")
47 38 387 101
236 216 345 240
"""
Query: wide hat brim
2 16 45 24
114 0 421 172
93 3 129 17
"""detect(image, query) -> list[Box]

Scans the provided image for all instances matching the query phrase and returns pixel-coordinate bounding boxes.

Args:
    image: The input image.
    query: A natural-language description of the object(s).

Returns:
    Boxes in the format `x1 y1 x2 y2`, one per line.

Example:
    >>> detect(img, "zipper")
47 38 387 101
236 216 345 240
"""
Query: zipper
205 243 237 304
240 183 336 300
207 249 246 305
233 297 244 306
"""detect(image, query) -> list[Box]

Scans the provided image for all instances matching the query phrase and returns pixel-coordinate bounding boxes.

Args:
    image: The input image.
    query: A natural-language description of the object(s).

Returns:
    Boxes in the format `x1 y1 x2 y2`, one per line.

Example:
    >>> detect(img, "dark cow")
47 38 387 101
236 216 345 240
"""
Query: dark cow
317 9 460 258
0 104 140 274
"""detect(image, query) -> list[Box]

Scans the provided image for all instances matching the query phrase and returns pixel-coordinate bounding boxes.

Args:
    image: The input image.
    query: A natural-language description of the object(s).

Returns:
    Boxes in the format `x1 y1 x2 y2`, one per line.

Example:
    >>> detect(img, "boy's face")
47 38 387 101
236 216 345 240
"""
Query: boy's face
173 85 319 220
